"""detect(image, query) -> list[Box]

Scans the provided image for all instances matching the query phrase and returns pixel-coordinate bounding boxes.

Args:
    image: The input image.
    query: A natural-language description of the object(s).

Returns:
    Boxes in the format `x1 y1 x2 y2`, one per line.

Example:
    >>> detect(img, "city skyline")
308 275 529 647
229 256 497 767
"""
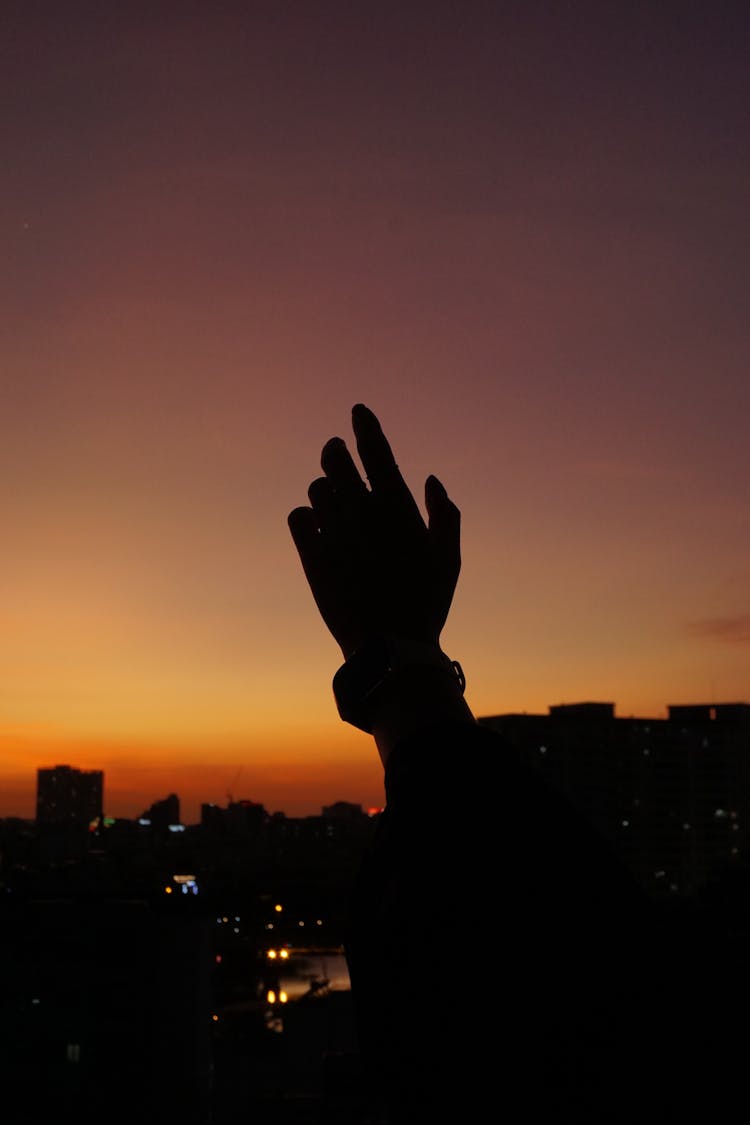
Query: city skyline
2 5 748 821
3 694 747 825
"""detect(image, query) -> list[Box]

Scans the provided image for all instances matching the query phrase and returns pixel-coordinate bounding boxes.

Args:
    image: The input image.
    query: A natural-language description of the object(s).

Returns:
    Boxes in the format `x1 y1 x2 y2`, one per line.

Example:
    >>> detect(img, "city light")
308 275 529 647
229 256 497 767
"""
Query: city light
267 947 290 960
266 985 289 1005
172 874 199 896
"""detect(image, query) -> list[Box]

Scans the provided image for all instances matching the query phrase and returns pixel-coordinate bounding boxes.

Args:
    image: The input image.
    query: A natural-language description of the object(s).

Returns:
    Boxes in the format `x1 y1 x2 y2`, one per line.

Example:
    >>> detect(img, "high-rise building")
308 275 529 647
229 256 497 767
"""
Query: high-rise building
36 765 104 827
140 792 180 832
480 701 750 899
200 798 266 839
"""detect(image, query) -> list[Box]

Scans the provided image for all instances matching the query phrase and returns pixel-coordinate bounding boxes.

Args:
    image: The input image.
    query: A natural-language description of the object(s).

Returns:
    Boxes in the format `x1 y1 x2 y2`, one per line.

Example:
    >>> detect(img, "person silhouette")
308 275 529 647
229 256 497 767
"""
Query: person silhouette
288 404 688 1124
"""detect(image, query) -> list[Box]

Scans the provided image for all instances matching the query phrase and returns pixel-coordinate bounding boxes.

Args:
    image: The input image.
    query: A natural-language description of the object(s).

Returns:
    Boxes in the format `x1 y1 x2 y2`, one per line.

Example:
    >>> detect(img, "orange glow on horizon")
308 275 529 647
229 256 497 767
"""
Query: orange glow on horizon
0 721 386 823
2 6 748 825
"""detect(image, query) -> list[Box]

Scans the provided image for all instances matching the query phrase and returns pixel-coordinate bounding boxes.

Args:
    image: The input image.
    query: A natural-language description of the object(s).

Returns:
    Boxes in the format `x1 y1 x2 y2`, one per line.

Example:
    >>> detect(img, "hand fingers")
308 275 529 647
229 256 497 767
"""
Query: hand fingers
308 475 338 526
288 503 343 625
288 505 326 593
320 436 369 500
425 474 461 585
288 502 358 656
351 403 423 525
308 474 365 555
351 403 404 490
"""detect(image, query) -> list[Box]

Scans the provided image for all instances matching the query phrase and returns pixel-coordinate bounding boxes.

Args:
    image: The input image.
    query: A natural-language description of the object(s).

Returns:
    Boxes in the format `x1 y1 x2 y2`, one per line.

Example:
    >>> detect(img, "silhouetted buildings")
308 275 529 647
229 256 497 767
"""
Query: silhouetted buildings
0 795 372 1125
3 700 748 1122
480 701 750 899
36 764 103 827
140 792 181 833
322 800 368 821
0 896 213 1125
201 798 267 839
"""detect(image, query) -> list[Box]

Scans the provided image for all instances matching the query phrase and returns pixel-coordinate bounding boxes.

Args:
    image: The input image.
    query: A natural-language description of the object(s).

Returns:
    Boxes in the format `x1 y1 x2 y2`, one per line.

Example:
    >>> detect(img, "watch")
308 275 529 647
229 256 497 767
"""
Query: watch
332 636 466 733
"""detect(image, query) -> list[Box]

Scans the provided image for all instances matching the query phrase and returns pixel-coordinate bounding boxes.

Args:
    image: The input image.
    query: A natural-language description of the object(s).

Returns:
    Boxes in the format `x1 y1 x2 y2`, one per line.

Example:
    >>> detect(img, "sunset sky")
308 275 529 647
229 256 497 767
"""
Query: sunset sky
2 1 748 822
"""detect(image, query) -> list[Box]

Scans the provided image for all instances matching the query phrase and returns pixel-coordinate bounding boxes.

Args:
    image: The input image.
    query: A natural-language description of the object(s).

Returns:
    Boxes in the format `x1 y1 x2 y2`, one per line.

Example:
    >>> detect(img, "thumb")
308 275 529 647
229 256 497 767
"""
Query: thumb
425 474 461 588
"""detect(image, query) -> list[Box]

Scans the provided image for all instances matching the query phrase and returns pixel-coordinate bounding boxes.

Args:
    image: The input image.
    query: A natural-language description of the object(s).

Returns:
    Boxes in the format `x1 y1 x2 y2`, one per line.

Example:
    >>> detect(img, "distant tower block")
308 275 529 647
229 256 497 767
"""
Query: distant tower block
36 764 104 826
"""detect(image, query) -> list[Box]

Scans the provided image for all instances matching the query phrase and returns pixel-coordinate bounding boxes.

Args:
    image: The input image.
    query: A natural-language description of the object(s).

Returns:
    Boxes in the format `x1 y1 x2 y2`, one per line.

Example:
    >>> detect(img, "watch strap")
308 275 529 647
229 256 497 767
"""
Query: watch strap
332 637 466 733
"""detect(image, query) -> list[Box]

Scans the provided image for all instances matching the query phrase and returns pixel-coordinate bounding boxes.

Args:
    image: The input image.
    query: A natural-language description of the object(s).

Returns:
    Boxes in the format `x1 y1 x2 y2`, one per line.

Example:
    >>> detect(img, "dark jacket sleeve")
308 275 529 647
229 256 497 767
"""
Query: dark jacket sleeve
345 720 691 1123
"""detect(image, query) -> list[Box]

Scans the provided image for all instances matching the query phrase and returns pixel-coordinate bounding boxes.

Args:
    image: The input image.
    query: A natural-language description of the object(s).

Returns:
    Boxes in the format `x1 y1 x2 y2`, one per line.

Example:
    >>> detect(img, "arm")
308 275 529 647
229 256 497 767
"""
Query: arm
287 404 665 1121
288 403 475 765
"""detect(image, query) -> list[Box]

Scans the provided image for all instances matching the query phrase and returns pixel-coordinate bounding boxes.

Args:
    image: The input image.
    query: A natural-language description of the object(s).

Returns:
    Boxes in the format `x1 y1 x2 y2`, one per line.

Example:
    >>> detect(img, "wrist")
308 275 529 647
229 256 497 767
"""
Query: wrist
332 636 474 764
369 661 476 765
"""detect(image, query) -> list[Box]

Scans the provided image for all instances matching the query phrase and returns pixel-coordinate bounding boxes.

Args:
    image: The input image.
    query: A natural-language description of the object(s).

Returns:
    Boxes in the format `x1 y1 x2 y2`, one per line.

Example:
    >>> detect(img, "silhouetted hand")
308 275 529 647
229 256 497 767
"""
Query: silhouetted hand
288 404 461 660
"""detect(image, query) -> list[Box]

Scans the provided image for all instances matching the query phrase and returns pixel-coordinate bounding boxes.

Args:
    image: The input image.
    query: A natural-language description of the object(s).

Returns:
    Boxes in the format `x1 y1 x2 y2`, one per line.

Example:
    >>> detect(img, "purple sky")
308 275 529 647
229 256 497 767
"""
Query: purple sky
1 2 748 821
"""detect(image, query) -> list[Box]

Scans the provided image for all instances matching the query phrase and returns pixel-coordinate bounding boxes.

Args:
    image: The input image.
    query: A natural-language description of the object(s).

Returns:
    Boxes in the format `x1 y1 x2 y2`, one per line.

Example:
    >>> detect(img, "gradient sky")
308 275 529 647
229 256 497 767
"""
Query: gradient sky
2 1 748 822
